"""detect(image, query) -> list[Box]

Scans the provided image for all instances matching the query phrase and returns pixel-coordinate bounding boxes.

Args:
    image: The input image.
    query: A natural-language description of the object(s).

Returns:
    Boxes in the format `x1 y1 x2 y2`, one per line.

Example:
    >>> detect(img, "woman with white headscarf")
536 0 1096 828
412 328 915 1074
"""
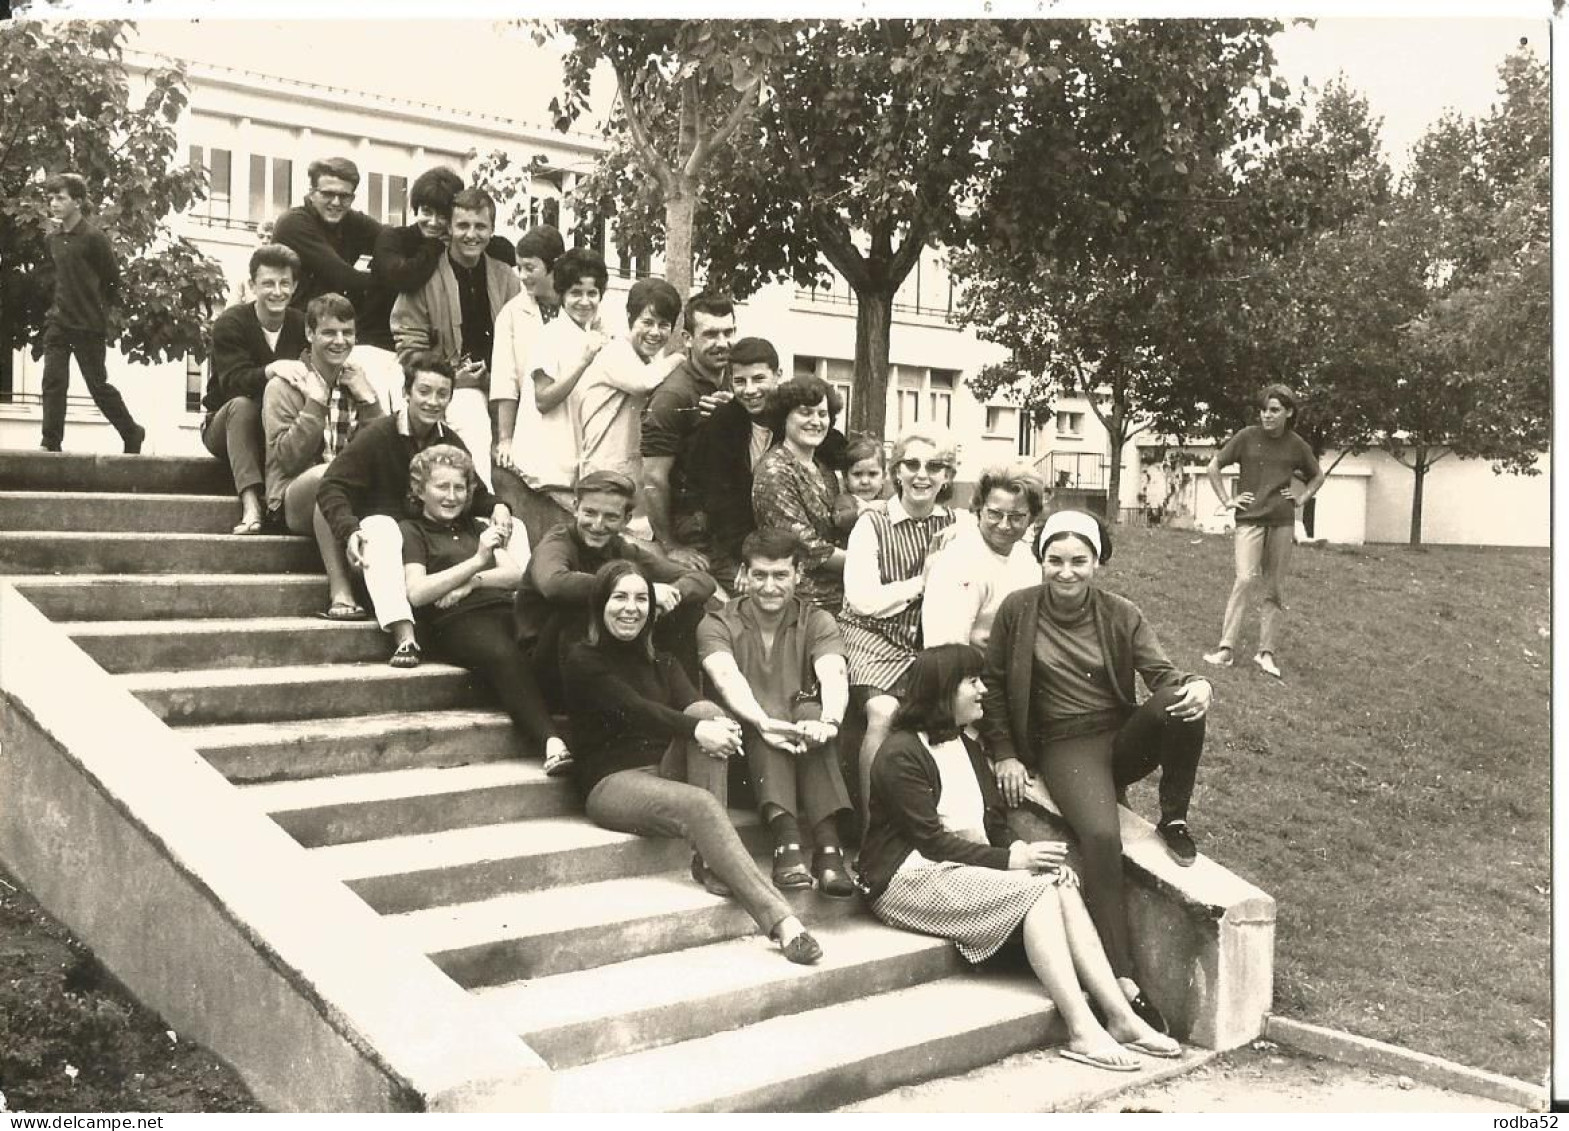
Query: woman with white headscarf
979 509 1213 1035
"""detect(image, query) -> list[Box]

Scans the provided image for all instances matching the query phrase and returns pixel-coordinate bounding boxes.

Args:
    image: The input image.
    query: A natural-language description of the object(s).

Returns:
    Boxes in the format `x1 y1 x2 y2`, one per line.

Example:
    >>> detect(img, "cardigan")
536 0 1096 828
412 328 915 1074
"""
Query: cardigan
979 584 1201 765
201 303 309 413
389 252 521 374
858 729 1013 899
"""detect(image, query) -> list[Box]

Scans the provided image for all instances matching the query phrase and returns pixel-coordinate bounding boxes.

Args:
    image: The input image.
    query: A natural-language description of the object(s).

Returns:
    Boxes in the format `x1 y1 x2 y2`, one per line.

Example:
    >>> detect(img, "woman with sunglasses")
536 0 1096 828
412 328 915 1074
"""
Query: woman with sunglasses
980 510 1212 1034
923 463 1047 650
838 425 964 825
562 559 825 965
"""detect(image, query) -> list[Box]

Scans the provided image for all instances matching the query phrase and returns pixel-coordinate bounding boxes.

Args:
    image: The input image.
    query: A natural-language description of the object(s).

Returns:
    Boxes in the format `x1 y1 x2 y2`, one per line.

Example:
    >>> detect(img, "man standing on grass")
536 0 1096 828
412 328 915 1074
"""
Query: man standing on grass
38 173 144 455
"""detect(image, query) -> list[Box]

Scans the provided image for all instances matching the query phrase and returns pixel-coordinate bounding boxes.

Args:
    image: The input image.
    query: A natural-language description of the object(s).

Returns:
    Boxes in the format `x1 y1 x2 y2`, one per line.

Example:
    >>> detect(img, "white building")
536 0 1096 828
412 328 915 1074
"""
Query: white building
1 48 1546 547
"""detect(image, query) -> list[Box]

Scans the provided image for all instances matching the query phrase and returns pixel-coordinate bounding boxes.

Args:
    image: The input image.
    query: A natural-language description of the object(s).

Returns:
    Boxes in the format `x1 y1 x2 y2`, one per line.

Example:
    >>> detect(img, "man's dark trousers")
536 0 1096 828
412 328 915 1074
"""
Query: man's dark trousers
40 322 139 450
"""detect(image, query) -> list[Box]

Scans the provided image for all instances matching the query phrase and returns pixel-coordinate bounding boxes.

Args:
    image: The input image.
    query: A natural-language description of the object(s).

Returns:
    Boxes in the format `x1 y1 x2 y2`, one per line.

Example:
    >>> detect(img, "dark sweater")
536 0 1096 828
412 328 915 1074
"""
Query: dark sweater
980 585 1200 766
371 224 516 295
201 303 309 413
514 524 717 650
858 730 1013 899
46 216 118 334
273 201 391 348
315 414 500 545
562 639 702 795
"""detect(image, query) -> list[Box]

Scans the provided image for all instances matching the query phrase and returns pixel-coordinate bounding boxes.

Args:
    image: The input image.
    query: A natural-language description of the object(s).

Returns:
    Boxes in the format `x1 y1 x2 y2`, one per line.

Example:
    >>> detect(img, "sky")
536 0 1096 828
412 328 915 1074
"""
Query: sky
117 13 1548 176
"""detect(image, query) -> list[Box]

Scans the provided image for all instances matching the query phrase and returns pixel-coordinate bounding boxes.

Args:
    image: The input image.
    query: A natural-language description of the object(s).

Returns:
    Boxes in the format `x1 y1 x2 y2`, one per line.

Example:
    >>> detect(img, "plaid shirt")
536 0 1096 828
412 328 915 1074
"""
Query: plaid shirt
297 349 369 462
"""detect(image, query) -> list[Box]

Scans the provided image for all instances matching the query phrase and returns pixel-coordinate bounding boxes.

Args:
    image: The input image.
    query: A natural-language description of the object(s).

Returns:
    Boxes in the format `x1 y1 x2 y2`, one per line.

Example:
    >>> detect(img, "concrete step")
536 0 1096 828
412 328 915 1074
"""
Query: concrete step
313 813 769 915
243 761 575 847
839 1044 1212 1113
0 531 320 574
546 972 1062 1112
0 450 233 495
0 491 237 533
121 662 480 725
391 870 866 987
185 709 524 783
65 616 386 673
4 574 327 621
477 918 964 1070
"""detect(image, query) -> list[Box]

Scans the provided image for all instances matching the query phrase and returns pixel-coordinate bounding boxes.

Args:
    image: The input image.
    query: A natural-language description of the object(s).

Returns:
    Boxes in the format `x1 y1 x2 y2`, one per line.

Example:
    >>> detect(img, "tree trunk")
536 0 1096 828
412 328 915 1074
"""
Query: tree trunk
1409 451 1428 546
663 180 697 301
1104 415 1124 522
850 288 893 437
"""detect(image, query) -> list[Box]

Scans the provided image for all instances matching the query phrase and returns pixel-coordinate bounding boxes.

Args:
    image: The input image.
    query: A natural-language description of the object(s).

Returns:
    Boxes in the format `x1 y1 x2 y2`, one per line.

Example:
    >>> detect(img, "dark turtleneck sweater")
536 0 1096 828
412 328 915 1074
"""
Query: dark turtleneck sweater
561 638 702 796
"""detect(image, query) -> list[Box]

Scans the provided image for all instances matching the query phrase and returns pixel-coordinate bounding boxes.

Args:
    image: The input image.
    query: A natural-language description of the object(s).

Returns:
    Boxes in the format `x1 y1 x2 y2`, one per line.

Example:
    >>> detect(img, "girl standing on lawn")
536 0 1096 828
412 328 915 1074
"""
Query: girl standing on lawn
1202 384 1326 681
980 510 1212 1034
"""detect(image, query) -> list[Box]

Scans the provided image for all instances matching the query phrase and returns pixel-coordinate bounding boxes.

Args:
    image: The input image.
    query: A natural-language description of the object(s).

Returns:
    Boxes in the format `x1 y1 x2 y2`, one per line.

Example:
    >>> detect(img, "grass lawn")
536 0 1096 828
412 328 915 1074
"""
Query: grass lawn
1105 524 1549 1082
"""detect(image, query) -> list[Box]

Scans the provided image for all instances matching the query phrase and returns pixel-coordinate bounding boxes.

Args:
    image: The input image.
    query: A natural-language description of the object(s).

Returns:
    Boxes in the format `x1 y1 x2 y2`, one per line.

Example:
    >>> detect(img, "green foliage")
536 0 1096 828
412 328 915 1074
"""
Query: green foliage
955 20 1295 512
0 20 226 364
468 149 557 235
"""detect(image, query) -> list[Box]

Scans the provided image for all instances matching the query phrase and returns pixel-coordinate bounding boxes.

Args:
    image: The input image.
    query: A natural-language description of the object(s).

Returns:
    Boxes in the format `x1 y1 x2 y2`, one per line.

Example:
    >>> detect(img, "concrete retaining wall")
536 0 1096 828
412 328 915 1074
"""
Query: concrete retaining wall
0 584 549 1112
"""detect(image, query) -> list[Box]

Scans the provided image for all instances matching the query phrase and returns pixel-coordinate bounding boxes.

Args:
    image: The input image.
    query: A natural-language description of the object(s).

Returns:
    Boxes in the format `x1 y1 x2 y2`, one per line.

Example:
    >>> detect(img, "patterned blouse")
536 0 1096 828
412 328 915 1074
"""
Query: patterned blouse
751 444 844 613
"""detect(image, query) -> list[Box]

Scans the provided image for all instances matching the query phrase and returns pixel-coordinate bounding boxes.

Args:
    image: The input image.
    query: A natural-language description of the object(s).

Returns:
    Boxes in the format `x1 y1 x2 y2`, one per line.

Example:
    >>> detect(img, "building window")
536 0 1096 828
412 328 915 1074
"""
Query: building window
366 173 384 222
1056 410 1085 438
249 154 267 221
185 356 204 413
894 364 956 430
985 405 1017 438
189 145 233 221
1018 408 1036 457
272 157 293 215
387 175 407 227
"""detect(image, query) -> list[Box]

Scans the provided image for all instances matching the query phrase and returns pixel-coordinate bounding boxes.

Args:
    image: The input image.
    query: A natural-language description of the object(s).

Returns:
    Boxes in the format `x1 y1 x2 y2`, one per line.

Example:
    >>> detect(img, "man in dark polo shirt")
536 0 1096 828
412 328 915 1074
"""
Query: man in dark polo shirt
274 156 391 348
697 528 855 896
639 291 736 573
38 172 144 454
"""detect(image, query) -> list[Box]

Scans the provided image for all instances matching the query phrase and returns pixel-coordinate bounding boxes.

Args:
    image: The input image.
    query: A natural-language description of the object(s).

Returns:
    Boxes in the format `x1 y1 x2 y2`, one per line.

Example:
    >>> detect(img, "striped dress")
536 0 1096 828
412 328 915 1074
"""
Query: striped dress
838 499 958 690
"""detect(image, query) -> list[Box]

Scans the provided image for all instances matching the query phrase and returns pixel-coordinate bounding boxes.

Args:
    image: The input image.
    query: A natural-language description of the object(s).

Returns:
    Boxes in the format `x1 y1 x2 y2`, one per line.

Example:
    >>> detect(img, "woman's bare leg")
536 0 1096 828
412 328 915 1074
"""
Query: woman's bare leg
1059 884 1179 1053
1020 894 1141 1067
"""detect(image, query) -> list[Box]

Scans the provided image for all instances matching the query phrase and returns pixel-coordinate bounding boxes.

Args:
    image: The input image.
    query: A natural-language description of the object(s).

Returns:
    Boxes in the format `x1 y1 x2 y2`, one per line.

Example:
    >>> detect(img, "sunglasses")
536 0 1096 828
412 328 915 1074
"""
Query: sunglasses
896 458 953 476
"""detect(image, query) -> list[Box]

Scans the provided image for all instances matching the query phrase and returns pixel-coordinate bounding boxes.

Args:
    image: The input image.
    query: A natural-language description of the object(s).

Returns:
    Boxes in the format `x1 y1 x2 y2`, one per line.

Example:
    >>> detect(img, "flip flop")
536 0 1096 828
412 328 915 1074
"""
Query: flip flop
542 744 575 778
1059 1048 1142 1073
315 603 370 622
231 519 265 535
389 640 422 669
1122 1037 1183 1059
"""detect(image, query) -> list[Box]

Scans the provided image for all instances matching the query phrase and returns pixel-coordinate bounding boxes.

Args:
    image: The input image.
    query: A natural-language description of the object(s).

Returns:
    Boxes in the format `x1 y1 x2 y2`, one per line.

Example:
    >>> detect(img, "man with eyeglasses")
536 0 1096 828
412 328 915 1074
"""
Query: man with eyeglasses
922 463 1047 649
274 157 393 349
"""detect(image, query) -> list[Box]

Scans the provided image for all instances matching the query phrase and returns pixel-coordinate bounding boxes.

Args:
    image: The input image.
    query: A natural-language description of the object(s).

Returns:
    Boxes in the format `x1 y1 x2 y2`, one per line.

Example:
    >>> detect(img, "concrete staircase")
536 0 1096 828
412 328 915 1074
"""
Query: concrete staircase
0 450 1215 1112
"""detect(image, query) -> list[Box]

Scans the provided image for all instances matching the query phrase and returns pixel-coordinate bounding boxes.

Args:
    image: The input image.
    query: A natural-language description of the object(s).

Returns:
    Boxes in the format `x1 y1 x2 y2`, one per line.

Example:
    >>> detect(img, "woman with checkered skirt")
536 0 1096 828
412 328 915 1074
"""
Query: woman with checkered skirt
838 426 963 822
858 645 1181 1072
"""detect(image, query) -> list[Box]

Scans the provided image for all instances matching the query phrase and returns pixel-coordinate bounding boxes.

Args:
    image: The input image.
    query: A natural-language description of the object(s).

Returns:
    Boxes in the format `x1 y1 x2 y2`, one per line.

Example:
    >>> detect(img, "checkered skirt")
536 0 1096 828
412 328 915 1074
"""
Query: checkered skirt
870 859 1080 963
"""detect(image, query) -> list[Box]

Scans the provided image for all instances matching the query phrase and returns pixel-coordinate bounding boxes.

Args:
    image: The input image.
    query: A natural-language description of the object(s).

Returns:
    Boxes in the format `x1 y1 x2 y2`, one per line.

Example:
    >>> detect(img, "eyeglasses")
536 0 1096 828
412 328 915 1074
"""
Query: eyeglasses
896 458 953 476
313 190 356 203
980 507 1032 526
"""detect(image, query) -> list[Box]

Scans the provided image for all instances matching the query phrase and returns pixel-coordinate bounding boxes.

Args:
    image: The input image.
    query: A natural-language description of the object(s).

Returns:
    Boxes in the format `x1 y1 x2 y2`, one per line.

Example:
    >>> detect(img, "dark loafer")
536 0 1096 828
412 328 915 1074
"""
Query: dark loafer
772 844 813 890
1157 820 1198 867
775 928 823 965
812 847 857 899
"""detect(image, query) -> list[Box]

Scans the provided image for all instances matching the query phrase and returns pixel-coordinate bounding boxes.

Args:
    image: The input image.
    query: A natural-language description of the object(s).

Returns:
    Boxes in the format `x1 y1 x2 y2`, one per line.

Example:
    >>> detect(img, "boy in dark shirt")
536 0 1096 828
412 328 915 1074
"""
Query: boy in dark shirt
39 173 144 454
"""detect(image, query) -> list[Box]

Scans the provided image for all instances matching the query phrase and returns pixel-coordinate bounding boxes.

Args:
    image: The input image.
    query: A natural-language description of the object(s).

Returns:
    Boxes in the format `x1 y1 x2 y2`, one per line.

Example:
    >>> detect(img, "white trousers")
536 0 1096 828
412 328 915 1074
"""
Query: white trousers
358 514 414 630
445 387 494 491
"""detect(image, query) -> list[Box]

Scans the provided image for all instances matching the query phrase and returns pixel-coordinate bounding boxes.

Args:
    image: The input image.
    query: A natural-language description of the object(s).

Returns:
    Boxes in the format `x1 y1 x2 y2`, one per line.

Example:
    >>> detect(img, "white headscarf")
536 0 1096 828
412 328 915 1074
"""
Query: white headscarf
1035 509 1103 561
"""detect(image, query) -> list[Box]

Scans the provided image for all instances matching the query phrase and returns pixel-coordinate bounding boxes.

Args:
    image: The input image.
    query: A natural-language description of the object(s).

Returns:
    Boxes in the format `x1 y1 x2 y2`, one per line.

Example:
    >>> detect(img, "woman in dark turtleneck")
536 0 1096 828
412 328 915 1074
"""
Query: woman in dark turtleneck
561 559 824 965
979 510 1213 1036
